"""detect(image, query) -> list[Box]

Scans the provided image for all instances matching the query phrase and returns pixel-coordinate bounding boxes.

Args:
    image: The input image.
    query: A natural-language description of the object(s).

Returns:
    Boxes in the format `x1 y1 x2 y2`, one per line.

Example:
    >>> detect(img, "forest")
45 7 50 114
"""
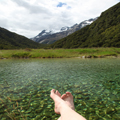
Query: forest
51 2 120 48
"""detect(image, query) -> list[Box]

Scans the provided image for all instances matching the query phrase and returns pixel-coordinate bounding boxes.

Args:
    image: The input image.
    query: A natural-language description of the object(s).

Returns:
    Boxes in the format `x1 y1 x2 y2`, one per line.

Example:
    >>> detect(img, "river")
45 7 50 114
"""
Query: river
0 58 120 119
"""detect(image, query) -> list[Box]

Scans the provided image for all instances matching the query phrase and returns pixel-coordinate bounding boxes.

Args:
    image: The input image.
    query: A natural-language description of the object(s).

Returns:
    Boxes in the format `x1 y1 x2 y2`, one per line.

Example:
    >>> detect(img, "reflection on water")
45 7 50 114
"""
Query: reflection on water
0 58 120 119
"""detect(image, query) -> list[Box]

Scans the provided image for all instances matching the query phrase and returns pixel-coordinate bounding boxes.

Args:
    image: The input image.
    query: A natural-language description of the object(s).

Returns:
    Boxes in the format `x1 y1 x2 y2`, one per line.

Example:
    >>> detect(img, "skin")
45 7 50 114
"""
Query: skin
50 89 86 120
56 90 75 120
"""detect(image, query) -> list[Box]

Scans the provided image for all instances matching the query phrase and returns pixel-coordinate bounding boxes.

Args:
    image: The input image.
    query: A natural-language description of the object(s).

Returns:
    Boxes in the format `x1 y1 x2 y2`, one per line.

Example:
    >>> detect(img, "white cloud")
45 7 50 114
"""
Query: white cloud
0 0 119 38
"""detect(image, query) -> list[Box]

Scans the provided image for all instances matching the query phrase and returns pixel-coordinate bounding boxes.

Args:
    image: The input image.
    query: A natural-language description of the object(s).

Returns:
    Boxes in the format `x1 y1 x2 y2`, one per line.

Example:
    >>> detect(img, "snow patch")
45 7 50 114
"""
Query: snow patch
39 40 46 43
36 36 40 38
61 26 69 32
85 20 93 24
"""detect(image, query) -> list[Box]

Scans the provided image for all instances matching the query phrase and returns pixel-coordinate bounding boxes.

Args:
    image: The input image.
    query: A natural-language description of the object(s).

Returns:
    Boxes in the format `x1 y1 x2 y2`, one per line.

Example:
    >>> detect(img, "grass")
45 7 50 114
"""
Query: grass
0 48 120 59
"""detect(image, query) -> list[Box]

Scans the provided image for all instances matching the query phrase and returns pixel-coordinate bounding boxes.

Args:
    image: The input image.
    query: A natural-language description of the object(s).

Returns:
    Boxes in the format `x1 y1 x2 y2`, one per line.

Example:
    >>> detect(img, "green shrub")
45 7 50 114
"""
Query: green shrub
12 52 30 58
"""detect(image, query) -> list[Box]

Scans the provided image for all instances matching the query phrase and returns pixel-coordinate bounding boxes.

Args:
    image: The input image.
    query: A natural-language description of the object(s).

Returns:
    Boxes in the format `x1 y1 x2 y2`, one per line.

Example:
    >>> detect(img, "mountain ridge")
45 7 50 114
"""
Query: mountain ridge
51 2 120 48
31 18 97 44
0 27 41 49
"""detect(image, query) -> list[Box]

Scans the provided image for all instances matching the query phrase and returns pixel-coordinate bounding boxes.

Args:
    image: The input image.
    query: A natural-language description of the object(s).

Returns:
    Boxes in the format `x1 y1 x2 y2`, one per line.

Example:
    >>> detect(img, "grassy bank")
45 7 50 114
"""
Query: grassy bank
0 48 120 59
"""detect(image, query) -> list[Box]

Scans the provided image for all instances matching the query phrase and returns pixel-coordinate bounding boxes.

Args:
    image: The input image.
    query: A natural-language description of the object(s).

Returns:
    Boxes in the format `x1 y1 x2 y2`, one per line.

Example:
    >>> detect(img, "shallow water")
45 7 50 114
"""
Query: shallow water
0 58 120 120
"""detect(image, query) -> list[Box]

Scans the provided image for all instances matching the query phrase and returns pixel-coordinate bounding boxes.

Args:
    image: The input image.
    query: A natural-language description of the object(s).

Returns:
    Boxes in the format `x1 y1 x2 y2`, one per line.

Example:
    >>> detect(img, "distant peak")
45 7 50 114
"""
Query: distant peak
31 17 97 44
60 26 69 32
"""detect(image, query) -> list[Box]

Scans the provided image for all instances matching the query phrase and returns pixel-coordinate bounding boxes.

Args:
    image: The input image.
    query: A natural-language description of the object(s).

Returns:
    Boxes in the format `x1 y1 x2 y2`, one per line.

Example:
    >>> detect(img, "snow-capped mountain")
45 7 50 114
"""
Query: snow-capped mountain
31 17 97 44
60 26 70 32
31 30 53 42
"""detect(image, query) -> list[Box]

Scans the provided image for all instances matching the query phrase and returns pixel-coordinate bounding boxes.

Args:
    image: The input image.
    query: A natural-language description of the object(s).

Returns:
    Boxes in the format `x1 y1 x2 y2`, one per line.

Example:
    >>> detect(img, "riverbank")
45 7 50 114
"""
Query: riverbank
0 48 120 59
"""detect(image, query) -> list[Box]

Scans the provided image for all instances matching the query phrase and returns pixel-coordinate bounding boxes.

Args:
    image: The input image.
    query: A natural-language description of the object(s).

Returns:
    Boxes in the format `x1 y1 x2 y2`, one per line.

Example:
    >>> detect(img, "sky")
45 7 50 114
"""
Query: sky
0 0 119 38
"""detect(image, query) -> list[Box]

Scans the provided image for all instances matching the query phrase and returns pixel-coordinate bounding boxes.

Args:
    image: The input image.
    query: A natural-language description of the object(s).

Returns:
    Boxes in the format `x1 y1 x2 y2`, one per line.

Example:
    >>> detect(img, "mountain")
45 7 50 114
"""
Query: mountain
51 2 120 48
0 27 41 49
31 18 97 44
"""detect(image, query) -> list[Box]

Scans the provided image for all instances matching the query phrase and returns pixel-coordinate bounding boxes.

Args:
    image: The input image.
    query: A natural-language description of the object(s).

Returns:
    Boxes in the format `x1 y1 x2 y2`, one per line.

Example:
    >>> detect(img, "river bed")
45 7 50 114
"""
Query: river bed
0 58 120 120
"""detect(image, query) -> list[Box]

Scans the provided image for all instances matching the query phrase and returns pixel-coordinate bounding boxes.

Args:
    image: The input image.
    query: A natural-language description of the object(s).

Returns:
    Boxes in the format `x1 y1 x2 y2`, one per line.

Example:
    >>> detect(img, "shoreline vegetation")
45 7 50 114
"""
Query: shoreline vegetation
0 48 120 59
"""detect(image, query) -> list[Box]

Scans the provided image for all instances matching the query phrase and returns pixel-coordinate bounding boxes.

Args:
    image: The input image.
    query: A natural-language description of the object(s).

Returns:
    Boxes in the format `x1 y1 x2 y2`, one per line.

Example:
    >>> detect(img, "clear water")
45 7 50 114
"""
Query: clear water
0 58 120 120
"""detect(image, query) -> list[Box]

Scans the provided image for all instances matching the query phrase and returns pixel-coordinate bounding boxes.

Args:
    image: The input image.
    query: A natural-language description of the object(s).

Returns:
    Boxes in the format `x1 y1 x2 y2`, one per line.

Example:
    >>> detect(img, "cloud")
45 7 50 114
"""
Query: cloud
11 0 50 14
0 0 119 38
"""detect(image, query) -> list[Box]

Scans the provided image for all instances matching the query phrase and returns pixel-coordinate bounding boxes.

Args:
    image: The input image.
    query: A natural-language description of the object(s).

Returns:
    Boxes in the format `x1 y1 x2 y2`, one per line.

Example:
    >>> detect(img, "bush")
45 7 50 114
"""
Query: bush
12 52 31 58
24 48 32 51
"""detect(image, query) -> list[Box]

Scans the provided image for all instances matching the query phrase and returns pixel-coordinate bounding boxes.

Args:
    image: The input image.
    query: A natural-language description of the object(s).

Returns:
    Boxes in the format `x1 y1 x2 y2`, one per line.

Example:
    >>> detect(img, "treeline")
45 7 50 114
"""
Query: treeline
0 27 42 49
51 2 120 48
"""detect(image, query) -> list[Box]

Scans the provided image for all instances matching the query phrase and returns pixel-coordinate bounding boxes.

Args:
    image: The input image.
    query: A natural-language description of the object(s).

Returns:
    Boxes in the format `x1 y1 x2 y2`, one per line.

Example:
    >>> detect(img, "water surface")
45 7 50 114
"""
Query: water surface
0 58 120 120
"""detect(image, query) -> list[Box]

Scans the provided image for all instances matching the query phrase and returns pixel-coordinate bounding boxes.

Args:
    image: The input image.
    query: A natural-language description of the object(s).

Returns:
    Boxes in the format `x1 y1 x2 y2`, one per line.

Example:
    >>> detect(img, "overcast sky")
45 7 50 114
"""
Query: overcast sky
0 0 119 38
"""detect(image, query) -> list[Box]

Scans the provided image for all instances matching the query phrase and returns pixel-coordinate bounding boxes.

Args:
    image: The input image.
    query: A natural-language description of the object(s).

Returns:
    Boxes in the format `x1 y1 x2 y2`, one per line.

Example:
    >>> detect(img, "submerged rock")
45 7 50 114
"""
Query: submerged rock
112 114 120 119
106 107 115 114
